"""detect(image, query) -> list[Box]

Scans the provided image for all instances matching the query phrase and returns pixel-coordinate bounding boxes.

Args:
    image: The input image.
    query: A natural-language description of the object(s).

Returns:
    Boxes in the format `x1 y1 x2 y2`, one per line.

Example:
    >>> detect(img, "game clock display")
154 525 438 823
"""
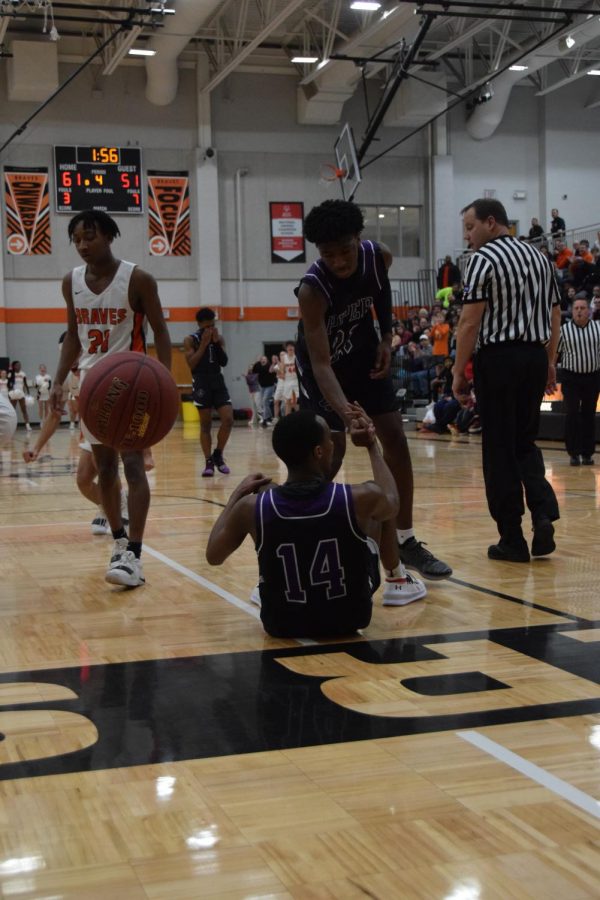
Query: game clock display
54 146 143 214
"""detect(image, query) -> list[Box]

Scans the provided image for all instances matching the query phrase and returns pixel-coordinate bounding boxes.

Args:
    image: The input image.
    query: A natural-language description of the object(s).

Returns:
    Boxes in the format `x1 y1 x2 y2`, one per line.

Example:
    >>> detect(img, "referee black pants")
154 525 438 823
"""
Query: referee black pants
474 343 559 541
561 369 600 459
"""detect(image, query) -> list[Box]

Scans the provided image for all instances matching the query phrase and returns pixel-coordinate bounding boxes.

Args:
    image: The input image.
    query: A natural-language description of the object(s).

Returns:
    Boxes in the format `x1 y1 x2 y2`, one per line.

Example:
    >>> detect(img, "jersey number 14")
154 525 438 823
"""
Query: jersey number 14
276 539 346 604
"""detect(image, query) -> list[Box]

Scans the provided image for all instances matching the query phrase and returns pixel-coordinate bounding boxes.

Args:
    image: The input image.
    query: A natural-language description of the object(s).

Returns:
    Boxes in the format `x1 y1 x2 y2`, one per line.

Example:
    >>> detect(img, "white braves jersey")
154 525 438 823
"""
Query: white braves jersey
72 260 146 371
282 352 297 381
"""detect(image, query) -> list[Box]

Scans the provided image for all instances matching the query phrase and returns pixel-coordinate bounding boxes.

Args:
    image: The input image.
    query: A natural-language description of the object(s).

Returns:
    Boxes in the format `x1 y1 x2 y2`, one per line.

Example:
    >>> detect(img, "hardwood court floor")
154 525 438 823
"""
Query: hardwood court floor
0 422 599 899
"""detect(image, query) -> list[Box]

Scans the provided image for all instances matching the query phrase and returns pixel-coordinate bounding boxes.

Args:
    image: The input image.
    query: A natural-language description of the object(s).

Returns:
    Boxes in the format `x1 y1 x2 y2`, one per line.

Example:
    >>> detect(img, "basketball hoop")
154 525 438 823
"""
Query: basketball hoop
318 162 347 188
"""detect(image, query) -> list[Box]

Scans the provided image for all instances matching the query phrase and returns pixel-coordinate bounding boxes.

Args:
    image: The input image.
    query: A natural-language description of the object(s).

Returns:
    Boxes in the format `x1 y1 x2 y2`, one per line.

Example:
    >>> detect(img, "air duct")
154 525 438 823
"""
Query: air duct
467 17 600 140
297 4 418 125
145 0 221 106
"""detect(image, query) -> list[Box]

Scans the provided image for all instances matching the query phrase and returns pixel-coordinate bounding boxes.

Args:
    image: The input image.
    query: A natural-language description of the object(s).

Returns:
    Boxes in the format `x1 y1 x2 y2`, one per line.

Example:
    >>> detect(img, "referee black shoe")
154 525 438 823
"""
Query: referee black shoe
487 539 530 563
398 538 452 579
531 518 556 557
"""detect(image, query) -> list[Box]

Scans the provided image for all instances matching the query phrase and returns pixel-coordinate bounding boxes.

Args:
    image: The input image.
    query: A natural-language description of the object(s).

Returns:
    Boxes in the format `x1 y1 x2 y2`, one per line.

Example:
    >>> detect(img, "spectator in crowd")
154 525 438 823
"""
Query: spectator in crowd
539 244 552 262
35 364 52 425
252 355 276 426
430 356 454 399
7 361 31 432
392 321 412 350
271 353 285 420
437 254 461 289
554 240 572 279
593 231 600 252
404 341 432 398
592 292 600 321
528 218 544 241
243 362 263 427
550 208 566 237
430 312 451 364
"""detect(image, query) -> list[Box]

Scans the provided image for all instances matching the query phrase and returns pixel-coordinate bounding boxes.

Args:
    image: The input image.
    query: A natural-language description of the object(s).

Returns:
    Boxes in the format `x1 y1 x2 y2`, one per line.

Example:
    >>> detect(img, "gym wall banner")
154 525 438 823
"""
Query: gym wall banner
147 171 191 256
270 202 305 263
4 166 52 255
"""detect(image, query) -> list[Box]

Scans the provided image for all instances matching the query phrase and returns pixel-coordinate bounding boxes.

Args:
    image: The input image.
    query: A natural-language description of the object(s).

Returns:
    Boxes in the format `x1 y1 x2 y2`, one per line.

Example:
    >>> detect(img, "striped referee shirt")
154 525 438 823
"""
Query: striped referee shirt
463 235 560 346
558 319 600 373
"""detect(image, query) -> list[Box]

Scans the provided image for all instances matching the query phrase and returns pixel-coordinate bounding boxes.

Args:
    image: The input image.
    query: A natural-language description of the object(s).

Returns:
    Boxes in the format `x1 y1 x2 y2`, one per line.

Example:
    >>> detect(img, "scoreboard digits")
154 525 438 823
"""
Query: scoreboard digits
54 146 143 214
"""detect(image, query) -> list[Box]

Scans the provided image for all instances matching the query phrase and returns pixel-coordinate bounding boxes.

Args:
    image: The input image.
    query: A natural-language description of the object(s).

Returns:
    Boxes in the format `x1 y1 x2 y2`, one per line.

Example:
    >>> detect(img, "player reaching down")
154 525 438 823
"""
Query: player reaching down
51 209 171 588
294 199 451 582
206 407 426 639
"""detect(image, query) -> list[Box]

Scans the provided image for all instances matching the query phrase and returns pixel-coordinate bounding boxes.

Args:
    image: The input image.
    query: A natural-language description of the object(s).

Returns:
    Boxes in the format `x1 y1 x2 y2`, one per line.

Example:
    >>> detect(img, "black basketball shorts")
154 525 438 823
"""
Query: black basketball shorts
192 382 231 411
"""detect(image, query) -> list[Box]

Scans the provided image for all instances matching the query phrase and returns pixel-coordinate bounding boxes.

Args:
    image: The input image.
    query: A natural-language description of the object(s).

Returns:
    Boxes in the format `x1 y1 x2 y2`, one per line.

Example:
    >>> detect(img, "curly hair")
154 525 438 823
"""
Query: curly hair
303 200 364 245
272 410 325 467
68 209 121 242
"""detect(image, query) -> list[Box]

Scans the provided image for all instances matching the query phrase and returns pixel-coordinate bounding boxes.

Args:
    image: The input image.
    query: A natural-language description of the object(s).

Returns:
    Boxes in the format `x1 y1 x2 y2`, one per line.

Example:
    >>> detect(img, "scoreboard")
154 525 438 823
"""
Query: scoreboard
54 146 143 214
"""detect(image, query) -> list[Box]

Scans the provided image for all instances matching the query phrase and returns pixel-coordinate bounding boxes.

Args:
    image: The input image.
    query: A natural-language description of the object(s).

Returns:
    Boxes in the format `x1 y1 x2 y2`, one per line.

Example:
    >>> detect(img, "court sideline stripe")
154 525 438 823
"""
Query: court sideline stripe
142 543 317 647
458 730 600 821
448 575 588 623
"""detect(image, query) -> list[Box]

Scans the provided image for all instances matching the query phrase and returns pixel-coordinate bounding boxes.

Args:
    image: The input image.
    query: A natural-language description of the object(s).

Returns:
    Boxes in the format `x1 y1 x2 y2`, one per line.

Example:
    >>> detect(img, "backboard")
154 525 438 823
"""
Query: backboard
334 123 361 201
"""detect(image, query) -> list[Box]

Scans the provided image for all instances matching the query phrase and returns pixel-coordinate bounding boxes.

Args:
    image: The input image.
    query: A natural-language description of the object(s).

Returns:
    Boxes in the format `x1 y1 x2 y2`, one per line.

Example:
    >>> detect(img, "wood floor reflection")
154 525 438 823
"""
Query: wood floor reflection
0 422 599 899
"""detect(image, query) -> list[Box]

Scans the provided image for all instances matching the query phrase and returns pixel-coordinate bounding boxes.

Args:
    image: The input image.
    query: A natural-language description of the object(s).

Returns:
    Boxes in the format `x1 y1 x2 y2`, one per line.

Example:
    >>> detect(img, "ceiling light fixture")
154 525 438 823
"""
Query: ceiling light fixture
150 7 175 13
128 48 156 56
587 69 600 75
509 64 528 71
291 55 318 63
350 2 382 11
558 34 576 52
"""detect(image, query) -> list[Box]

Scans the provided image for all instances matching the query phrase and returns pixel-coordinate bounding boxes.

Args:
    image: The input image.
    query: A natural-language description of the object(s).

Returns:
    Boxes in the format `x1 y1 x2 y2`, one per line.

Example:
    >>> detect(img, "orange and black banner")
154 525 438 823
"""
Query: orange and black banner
4 166 52 255
147 171 190 256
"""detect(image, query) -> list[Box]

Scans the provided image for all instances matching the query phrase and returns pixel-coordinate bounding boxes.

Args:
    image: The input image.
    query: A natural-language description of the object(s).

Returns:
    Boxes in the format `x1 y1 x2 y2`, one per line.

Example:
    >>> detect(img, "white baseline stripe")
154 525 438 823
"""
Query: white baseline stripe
142 542 317 647
458 730 600 821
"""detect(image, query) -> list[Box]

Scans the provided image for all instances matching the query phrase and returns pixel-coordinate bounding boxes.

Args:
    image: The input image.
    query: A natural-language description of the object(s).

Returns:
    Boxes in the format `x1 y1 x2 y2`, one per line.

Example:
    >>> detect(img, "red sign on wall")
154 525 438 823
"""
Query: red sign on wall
270 202 305 263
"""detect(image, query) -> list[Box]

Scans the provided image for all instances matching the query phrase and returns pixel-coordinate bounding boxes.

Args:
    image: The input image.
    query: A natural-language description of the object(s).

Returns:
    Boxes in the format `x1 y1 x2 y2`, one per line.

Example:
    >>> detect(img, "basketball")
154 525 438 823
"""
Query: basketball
79 351 179 451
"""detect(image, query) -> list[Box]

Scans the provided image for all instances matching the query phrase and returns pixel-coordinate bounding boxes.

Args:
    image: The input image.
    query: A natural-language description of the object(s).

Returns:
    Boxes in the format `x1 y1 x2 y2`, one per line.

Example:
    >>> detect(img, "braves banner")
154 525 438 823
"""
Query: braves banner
147 171 191 256
4 166 51 255
270 202 305 263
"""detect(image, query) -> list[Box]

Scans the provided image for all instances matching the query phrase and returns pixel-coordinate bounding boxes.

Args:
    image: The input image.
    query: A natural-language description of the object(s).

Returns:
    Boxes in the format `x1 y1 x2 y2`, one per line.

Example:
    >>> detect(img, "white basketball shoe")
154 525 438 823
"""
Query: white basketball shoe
382 566 427 606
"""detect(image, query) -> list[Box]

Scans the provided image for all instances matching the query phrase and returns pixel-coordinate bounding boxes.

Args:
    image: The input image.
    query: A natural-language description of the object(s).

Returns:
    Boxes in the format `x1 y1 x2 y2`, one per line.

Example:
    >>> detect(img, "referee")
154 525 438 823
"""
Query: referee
453 198 560 562
556 298 600 465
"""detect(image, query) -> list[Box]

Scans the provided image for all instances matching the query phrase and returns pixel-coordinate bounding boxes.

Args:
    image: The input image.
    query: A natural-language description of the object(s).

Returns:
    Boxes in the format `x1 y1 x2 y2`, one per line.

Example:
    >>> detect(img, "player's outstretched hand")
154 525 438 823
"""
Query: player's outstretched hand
370 339 392 380
233 472 272 498
348 401 376 447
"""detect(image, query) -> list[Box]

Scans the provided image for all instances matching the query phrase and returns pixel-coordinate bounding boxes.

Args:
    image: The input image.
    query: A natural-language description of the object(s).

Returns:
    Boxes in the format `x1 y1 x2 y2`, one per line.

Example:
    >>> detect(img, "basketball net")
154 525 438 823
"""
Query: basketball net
318 163 347 190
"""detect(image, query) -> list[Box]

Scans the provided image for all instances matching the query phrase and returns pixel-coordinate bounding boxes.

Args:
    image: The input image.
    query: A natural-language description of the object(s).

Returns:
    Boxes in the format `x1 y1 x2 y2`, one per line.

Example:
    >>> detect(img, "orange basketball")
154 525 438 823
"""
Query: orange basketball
79 351 179 451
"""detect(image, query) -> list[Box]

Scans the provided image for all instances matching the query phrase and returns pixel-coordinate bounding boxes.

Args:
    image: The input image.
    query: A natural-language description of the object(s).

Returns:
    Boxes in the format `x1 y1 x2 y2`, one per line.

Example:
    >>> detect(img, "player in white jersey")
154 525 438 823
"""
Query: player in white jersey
281 341 299 415
51 210 171 588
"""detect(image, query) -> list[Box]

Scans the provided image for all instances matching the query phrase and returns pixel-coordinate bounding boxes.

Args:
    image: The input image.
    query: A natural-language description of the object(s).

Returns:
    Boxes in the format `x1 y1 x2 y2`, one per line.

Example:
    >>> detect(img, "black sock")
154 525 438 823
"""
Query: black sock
213 448 223 462
127 541 142 559
112 527 127 541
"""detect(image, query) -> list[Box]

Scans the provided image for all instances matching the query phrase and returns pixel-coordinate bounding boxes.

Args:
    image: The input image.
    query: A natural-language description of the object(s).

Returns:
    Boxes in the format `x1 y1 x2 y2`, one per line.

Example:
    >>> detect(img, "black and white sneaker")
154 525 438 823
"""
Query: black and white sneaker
91 510 109 535
398 537 452 579
105 540 145 587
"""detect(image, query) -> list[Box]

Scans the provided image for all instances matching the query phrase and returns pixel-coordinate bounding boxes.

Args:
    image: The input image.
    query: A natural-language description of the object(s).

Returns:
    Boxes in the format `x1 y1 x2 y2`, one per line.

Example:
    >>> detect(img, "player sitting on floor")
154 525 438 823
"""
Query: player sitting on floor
206 406 426 639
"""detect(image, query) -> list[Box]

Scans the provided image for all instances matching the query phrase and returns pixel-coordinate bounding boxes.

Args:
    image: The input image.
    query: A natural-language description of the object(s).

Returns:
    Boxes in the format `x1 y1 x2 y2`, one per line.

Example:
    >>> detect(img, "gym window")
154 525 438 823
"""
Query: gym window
361 205 421 258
